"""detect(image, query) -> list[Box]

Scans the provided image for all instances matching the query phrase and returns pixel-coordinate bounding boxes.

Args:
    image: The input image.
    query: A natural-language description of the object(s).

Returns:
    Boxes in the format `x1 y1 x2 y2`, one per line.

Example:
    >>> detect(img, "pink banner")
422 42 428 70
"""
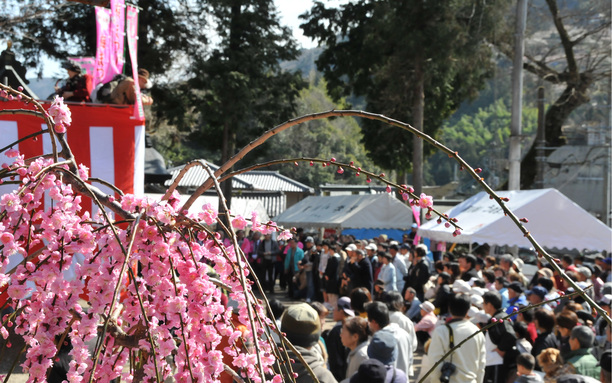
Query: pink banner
110 0 125 75
411 205 421 245
126 5 144 120
68 57 96 76
94 7 112 89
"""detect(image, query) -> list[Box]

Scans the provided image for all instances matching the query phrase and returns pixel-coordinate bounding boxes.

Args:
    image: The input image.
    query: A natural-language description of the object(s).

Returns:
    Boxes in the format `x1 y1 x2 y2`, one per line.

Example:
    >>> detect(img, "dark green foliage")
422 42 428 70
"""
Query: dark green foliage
301 0 511 173
426 98 538 188
187 0 305 165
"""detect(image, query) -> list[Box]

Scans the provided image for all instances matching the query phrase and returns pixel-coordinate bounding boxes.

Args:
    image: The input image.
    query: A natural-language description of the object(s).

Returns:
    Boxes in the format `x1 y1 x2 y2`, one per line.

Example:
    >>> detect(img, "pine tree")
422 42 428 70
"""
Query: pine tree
188 0 305 213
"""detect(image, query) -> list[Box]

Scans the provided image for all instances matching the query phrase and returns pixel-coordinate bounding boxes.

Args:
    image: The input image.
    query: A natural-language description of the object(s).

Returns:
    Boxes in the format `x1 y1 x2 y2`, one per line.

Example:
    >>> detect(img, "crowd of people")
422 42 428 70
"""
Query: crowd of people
252 230 612 383
53 61 153 105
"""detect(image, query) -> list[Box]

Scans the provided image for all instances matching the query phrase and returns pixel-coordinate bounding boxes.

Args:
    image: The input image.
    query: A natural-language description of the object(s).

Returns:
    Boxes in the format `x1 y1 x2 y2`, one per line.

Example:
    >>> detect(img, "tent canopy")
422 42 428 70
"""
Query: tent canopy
274 194 414 230
417 188 612 252
144 194 270 223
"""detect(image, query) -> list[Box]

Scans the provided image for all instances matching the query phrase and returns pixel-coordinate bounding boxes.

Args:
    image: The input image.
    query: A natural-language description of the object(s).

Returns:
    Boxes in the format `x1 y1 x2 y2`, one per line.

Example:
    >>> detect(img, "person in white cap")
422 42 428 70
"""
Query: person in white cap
452 279 472 295
414 301 438 347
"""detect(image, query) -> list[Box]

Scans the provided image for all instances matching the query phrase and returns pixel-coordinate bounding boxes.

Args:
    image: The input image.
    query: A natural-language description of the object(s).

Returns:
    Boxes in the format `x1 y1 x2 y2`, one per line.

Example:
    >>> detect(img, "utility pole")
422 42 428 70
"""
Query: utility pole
508 0 528 190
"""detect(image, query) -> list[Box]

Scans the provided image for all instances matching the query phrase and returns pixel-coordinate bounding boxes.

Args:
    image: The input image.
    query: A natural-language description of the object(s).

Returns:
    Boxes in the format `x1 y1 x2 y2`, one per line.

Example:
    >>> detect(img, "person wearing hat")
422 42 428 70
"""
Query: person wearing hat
506 281 528 320
326 297 354 381
348 359 387 383
526 285 552 312
365 243 381 280
55 61 92 102
110 68 153 105
408 223 418 244
427 293 486 383
414 301 438 348
377 251 397 292
281 303 338 383
367 331 408 383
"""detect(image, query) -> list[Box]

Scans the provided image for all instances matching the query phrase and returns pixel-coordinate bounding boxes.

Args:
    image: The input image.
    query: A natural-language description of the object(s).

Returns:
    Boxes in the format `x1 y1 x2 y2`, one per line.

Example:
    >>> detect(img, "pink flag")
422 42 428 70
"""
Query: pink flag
126 5 144 120
94 7 112 89
110 0 125 75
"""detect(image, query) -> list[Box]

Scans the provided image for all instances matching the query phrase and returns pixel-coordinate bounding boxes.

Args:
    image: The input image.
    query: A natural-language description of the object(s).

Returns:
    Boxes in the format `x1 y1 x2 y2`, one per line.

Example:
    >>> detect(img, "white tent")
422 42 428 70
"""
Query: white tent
418 188 612 252
273 193 414 229
144 194 270 222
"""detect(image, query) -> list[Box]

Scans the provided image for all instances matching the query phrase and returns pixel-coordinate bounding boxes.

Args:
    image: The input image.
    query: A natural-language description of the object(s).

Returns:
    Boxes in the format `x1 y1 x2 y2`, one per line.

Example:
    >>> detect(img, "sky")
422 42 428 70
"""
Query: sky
275 1 319 49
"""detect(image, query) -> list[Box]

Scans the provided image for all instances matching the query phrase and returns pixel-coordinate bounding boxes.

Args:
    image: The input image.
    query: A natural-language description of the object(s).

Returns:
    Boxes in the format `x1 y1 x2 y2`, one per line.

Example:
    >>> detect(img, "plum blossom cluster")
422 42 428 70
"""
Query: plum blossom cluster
0 152 293 383
47 96 72 134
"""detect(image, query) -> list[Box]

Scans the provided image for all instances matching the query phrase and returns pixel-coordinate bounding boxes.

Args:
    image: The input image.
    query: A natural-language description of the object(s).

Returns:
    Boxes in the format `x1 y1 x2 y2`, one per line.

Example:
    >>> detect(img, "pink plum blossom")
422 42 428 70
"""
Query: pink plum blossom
418 193 434 208
48 96 72 133
232 215 248 230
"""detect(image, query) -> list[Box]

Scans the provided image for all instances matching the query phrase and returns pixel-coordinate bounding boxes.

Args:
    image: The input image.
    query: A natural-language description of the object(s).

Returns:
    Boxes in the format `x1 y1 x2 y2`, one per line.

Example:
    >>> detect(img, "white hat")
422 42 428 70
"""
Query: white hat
513 258 524 272
598 294 612 306
346 244 357 252
470 295 484 309
470 311 491 324
389 240 399 246
366 243 377 251
452 280 471 294
467 306 480 318
471 287 487 296
420 301 435 313
468 277 480 287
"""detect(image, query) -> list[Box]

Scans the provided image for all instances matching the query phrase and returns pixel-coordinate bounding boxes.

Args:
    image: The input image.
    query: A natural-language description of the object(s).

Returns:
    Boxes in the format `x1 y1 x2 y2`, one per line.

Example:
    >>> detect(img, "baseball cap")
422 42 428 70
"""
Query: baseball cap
526 286 548 299
337 296 355 317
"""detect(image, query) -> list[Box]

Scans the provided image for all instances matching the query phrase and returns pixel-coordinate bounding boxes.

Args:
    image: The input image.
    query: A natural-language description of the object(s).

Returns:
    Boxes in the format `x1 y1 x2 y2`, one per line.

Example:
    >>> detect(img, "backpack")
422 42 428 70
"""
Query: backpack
96 74 127 103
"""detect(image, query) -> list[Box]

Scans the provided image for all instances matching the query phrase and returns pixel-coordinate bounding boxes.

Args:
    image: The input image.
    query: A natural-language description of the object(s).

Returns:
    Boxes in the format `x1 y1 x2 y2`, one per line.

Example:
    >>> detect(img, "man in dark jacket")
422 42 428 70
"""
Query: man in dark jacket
347 249 373 294
531 308 559 369
324 296 353 381
405 244 430 300
458 253 479 282
483 291 519 383
258 233 280 293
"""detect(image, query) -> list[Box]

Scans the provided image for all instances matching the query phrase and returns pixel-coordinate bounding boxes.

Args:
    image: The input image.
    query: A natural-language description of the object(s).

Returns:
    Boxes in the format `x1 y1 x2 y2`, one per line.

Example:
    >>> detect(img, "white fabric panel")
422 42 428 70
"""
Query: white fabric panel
90 126 115 217
133 124 145 196
418 189 612 252
0 121 19 197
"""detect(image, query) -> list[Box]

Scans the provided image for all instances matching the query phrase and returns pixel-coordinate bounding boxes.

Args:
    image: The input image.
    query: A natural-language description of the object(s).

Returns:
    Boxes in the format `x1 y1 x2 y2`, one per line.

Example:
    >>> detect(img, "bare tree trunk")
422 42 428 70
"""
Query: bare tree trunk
219 120 235 227
412 57 425 199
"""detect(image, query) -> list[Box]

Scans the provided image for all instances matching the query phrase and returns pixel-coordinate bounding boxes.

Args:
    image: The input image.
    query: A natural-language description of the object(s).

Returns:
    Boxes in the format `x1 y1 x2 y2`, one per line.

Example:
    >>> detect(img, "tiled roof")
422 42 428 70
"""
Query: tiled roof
239 171 314 193
166 160 314 193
